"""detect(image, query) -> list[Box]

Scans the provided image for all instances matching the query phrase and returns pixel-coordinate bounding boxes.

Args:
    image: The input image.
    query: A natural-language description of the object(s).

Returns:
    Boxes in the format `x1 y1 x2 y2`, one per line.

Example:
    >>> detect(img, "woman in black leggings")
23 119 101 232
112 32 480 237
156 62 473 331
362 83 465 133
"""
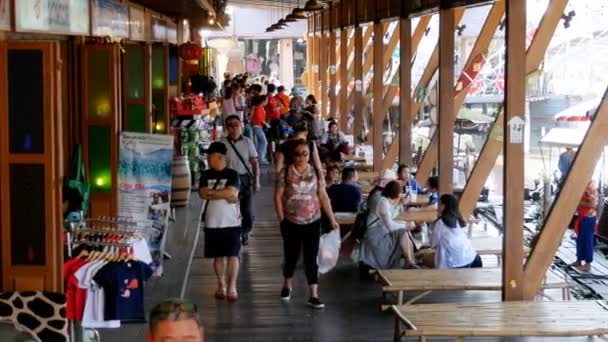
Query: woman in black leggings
274 140 339 309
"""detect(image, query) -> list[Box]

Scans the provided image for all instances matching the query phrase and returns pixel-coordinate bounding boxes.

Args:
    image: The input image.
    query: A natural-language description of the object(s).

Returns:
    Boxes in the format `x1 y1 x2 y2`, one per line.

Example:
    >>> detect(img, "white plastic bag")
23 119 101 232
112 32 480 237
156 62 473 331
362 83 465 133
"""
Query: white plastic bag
317 229 341 274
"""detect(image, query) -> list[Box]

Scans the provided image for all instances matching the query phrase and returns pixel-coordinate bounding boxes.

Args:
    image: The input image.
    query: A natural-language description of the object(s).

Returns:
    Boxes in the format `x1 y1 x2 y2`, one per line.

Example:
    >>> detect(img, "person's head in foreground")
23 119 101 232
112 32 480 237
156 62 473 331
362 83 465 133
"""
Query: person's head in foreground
427 176 439 192
147 298 204 342
206 142 228 171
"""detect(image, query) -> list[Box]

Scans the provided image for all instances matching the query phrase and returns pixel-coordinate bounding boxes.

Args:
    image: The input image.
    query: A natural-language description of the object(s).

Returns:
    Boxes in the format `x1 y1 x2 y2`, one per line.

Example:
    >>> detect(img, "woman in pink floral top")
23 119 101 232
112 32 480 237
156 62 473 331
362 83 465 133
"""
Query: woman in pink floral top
274 140 339 309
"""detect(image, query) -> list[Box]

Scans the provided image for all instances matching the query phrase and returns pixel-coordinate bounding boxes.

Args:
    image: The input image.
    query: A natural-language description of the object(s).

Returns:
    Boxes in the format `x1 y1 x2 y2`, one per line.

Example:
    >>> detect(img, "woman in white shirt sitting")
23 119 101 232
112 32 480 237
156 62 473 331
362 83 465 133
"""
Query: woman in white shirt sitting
359 180 418 269
431 194 482 269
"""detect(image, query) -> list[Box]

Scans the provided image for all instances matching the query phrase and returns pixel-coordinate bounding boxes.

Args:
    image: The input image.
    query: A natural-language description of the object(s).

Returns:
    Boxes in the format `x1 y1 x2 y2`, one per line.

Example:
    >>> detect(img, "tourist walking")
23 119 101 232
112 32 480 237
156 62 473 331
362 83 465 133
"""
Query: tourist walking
221 115 260 246
198 142 242 302
572 180 599 272
274 140 339 309
250 95 269 164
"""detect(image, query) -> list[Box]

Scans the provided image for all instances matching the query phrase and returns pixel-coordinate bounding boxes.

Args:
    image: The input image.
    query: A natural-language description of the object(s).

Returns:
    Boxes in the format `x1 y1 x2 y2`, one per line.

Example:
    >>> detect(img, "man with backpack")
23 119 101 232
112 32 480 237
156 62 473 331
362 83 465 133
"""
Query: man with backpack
221 115 260 246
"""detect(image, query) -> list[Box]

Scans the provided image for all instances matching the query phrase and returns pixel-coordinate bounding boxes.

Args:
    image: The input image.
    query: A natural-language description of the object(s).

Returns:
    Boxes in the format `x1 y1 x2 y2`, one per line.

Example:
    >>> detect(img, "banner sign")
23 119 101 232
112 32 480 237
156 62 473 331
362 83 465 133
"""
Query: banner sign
151 17 166 42
15 0 88 34
92 0 129 38
0 0 10 30
118 132 174 274
129 5 146 41
166 22 177 44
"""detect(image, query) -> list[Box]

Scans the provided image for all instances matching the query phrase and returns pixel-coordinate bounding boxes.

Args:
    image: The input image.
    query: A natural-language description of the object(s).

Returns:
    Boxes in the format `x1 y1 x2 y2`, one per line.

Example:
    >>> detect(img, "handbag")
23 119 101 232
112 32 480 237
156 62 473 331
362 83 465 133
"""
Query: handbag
63 145 91 213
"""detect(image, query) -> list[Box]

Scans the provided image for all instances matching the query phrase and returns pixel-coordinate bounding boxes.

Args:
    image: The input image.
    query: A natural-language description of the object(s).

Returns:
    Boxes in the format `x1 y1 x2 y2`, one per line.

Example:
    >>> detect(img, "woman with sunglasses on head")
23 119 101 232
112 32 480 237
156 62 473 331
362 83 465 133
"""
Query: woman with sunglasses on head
431 194 482 269
274 140 339 309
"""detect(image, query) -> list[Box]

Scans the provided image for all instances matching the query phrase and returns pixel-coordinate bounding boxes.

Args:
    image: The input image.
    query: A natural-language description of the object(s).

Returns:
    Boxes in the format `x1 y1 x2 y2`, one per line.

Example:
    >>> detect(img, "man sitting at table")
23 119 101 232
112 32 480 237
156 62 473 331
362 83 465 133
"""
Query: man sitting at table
328 167 362 213
397 164 424 195
426 176 440 206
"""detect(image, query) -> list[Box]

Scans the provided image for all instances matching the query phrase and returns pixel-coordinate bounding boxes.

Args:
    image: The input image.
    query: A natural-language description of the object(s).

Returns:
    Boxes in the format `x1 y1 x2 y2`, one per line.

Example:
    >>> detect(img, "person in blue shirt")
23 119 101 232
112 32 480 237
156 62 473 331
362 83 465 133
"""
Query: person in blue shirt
327 167 362 213
426 176 440 205
397 164 424 194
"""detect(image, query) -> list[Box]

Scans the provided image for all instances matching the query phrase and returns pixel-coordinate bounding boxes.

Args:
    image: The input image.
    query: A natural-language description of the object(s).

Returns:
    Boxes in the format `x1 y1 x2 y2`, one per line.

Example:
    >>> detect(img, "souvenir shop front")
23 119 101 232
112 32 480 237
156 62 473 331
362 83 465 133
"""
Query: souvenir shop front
0 0 215 339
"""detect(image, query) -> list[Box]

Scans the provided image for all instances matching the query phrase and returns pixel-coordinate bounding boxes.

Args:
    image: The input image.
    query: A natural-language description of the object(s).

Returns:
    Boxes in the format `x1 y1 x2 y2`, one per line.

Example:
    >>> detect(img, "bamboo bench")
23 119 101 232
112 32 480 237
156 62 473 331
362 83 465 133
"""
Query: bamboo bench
391 300 608 342
375 268 571 310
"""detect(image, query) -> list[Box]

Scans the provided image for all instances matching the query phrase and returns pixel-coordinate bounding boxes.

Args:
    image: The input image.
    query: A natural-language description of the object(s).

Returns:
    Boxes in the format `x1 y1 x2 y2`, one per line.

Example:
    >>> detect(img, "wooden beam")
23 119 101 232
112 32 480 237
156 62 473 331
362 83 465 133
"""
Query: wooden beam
372 20 384 171
353 23 364 138
398 16 412 165
458 0 569 218
502 0 526 302
415 3 500 184
312 15 321 100
523 89 608 299
347 27 373 112
383 10 464 170
340 27 349 132
329 2 337 118
320 12 329 119
438 6 455 194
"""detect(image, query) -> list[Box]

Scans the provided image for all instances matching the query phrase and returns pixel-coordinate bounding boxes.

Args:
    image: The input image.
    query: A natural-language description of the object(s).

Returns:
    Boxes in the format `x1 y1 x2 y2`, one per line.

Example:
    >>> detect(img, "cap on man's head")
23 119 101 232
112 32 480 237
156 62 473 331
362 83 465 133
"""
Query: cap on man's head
205 142 227 155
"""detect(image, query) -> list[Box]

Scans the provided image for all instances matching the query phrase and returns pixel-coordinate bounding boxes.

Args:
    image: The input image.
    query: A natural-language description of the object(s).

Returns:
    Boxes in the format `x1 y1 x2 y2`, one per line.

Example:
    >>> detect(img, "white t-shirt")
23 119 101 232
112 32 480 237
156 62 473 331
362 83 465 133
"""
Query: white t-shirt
431 219 477 268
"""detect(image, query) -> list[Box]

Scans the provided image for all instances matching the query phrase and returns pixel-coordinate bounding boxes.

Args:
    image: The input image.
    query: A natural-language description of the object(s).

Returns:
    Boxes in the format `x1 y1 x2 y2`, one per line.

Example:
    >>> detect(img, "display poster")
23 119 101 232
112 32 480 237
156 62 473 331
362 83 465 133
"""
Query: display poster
166 22 177 44
151 17 166 42
66 0 89 34
15 0 88 34
15 0 50 32
129 5 146 41
118 132 174 274
0 0 10 30
92 0 129 38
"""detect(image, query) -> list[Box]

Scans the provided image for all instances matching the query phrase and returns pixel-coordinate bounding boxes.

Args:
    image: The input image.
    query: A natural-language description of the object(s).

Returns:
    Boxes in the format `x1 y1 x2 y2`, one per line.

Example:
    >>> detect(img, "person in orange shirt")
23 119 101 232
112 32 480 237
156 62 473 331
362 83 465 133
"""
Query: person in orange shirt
572 179 599 272
276 86 290 117
250 95 270 165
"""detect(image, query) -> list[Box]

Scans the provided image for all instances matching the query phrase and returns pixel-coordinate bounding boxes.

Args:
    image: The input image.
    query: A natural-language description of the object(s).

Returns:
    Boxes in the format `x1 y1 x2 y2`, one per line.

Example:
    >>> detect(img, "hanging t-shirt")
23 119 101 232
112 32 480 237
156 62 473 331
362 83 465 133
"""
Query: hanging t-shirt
93 261 153 321
75 260 121 329
64 258 89 320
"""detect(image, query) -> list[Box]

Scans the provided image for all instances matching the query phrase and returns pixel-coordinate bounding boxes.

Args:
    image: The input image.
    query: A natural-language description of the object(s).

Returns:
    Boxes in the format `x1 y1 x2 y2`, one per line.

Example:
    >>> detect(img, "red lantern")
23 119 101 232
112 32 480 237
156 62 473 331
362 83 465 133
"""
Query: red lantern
178 42 204 76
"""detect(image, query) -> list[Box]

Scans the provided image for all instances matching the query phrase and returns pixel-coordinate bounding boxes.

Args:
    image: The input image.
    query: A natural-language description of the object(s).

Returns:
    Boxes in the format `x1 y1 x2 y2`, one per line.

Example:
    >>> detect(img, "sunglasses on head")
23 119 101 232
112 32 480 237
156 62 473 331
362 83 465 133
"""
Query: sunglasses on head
152 301 198 315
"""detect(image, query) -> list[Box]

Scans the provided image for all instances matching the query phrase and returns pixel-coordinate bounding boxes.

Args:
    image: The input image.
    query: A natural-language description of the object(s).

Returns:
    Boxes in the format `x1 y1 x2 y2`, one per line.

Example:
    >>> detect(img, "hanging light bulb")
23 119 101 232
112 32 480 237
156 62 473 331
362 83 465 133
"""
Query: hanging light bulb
303 0 324 12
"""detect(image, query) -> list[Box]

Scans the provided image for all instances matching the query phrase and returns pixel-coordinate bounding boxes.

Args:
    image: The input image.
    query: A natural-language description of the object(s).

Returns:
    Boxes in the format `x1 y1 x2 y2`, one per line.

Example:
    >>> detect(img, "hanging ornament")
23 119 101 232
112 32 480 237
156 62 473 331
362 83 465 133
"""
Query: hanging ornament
178 42 205 76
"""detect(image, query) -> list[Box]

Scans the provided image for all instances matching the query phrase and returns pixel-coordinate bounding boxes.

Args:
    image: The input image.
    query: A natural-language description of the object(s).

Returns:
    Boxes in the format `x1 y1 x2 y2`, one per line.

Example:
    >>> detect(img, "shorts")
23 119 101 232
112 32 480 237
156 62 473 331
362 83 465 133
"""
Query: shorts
204 226 242 258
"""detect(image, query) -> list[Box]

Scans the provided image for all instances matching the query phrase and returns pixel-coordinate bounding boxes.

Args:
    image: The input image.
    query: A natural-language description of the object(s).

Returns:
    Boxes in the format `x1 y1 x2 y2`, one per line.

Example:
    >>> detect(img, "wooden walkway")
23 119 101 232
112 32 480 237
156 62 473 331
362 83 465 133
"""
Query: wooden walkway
99 169 608 341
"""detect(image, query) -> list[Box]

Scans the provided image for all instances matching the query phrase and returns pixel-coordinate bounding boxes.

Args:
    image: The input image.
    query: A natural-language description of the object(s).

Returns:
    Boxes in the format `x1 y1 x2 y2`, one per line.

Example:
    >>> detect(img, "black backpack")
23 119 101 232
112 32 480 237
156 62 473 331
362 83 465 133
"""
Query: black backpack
351 210 379 240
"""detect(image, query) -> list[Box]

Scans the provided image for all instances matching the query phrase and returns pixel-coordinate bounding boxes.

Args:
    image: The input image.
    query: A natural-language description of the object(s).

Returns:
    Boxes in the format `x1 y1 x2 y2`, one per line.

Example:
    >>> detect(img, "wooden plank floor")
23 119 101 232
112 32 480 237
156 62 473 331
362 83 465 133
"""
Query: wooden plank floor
100 168 607 341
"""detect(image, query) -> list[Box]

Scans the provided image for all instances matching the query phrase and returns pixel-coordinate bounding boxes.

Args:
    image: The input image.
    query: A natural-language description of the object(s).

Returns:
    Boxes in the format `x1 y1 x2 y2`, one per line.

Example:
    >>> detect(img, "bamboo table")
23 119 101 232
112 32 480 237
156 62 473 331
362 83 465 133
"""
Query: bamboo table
335 211 438 225
357 171 379 182
391 300 608 342
376 268 571 309
342 154 367 162
470 237 531 264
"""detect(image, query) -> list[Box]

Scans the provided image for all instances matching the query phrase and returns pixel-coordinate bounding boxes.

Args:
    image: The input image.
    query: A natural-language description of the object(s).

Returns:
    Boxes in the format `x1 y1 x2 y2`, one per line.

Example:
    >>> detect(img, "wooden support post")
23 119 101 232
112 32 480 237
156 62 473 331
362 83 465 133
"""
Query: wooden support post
458 0 569 218
353 18 364 140
523 95 608 299
340 19 349 132
415 4 499 184
306 31 314 95
381 15 432 169
372 19 384 171
312 15 321 101
347 27 373 112
502 0 526 301
329 2 337 118
399 15 412 165
438 5 455 194
320 11 328 119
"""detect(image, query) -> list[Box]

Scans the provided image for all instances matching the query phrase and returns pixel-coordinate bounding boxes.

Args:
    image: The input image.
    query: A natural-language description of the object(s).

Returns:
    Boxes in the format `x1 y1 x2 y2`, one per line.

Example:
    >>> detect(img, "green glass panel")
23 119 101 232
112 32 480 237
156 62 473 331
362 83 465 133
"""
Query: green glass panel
88 126 112 193
87 50 111 120
127 104 146 133
152 47 165 89
152 93 166 133
126 47 144 100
